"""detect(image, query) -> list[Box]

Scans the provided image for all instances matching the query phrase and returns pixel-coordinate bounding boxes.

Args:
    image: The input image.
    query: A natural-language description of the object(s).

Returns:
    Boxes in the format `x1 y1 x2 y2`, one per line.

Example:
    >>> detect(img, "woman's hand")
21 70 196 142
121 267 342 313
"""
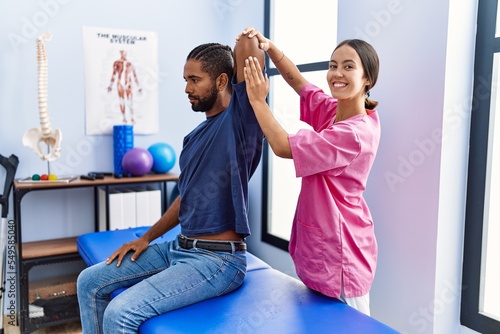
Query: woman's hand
237 27 270 51
244 56 293 159
244 56 269 104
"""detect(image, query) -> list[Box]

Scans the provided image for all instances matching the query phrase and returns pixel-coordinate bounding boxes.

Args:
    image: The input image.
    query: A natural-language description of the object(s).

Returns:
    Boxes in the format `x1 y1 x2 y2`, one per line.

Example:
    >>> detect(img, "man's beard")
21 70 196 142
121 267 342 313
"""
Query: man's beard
190 85 218 112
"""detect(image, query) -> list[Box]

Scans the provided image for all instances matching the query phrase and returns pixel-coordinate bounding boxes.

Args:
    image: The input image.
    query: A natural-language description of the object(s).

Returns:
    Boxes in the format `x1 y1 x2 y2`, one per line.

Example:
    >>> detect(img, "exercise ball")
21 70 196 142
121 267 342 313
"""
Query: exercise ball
122 147 153 176
148 142 176 173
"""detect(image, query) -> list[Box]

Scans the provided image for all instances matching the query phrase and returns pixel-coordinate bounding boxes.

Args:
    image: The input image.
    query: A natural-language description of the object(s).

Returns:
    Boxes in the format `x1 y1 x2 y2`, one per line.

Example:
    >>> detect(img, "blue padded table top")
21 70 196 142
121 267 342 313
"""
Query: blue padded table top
77 227 399 334
77 225 180 266
76 226 271 272
139 267 399 334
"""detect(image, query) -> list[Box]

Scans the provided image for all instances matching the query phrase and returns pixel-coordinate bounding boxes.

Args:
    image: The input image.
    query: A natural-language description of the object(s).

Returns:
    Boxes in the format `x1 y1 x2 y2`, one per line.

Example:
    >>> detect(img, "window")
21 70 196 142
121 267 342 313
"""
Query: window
261 0 338 251
461 0 500 331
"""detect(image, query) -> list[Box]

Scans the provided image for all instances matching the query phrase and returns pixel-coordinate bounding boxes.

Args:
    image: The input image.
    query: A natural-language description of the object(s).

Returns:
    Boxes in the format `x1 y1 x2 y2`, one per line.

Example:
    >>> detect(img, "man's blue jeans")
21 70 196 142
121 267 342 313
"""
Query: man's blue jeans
77 237 247 334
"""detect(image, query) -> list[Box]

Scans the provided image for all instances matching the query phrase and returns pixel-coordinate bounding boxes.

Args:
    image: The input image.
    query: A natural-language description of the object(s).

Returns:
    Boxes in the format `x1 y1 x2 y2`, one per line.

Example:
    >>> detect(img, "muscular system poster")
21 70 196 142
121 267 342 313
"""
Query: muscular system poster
82 26 159 135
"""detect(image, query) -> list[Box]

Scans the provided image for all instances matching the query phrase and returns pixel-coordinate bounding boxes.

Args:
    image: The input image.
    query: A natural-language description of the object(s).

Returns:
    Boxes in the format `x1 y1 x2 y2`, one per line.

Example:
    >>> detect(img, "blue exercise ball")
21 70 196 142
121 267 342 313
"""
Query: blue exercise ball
148 142 176 173
122 148 153 176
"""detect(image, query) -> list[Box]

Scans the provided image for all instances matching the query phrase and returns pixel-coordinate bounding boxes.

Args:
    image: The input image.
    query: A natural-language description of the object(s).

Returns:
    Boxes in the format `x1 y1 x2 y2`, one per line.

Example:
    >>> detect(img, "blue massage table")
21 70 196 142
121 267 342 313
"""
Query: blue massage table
77 227 399 333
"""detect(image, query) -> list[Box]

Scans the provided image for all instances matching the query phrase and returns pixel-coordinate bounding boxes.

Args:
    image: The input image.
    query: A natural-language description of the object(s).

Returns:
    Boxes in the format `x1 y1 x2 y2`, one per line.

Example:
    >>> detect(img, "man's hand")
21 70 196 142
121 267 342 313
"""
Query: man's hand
106 238 149 267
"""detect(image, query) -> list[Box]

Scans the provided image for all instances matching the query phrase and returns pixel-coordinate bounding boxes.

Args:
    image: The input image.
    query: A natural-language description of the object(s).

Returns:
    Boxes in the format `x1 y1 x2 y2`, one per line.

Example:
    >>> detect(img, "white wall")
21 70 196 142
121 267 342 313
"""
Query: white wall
339 1 449 332
336 1 478 333
436 1 477 333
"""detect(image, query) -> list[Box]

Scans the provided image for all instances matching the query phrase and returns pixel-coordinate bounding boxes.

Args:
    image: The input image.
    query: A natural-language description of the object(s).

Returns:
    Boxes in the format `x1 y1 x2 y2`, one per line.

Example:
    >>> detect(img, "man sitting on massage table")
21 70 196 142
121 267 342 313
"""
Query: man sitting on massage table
77 31 264 334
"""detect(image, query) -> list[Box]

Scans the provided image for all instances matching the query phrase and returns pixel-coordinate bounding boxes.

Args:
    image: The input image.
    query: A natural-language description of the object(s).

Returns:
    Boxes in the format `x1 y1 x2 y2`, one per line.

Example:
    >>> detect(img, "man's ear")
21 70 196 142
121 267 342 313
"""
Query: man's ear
216 73 229 92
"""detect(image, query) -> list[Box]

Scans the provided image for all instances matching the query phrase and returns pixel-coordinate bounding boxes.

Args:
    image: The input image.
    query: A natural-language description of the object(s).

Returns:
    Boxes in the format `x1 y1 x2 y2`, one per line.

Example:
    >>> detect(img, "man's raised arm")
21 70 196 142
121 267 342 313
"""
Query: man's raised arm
234 30 265 84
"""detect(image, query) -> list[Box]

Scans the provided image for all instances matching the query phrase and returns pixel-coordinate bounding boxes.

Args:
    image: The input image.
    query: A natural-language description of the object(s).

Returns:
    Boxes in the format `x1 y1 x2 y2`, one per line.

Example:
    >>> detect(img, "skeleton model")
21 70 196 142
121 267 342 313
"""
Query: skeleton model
22 32 62 163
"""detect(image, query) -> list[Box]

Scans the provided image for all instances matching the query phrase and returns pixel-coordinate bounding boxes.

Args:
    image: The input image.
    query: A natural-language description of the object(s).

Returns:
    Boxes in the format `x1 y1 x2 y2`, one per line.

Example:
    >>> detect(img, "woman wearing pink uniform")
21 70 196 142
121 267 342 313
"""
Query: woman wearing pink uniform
241 28 380 315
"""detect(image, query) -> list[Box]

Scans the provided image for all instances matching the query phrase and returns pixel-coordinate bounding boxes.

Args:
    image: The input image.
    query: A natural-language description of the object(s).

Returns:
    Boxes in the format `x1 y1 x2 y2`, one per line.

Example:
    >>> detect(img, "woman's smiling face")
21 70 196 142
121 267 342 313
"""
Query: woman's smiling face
327 44 370 102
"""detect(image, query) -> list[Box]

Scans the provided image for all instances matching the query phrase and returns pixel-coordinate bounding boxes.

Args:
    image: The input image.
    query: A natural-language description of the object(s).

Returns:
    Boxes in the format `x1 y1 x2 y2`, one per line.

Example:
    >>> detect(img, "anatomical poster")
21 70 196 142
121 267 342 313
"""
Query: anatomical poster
82 26 159 135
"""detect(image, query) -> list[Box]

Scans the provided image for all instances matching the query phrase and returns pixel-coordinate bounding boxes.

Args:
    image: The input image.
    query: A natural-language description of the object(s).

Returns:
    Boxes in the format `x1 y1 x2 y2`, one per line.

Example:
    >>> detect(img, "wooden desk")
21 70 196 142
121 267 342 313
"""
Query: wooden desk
14 173 179 190
12 173 178 333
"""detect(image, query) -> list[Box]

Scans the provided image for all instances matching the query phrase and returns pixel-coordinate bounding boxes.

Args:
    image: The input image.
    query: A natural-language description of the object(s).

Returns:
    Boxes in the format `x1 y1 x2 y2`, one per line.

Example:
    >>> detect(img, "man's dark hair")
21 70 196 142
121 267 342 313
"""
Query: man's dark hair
187 43 234 83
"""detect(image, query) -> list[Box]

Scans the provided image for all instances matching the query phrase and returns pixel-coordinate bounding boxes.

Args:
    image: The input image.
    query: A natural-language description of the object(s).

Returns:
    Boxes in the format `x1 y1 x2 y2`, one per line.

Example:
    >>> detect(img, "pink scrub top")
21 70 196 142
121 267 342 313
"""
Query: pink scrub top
288 83 381 298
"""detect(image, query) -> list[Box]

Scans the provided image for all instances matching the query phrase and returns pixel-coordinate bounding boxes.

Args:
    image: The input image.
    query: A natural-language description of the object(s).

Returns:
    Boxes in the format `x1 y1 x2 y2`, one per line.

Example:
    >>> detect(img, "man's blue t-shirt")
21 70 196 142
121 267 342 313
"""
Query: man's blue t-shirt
177 77 263 237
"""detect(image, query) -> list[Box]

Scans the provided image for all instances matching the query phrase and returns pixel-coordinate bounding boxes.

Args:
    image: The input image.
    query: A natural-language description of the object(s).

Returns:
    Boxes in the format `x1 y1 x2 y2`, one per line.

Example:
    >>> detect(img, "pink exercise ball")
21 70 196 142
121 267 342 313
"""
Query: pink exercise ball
122 148 153 176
